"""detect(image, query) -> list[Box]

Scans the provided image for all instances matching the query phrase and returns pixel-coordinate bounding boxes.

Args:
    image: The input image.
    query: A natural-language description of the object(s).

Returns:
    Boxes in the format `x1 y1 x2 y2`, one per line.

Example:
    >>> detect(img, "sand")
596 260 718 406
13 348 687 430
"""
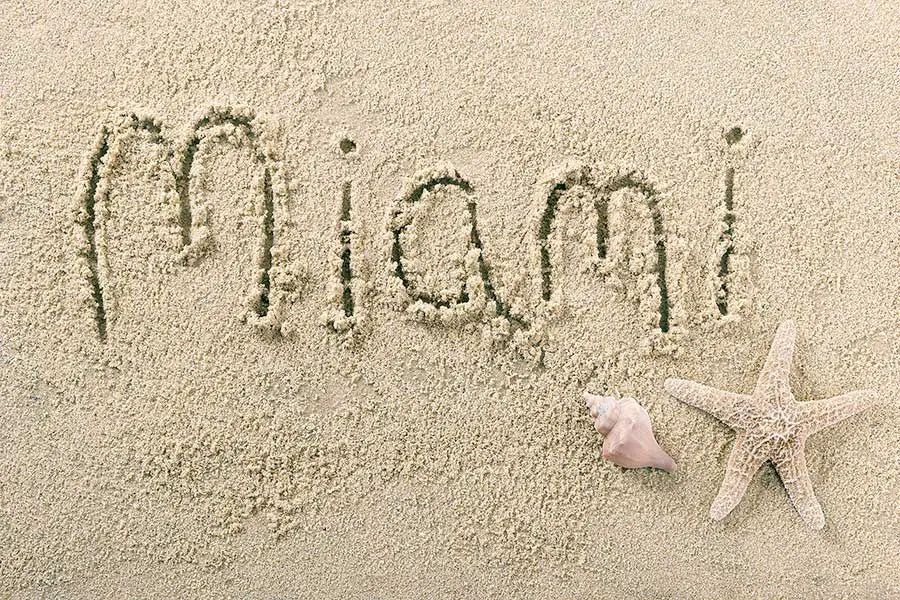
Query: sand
1 1 898 597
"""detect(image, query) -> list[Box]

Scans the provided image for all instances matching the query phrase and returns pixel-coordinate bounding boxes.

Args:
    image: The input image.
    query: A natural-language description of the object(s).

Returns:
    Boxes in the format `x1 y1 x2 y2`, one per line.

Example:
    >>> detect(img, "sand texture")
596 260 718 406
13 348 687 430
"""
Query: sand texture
1 1 898 597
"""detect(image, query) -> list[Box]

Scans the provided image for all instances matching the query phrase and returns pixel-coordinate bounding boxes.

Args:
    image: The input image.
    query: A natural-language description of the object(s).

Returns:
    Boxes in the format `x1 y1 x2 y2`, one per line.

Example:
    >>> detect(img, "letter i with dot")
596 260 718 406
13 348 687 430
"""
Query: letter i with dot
338 136 357 318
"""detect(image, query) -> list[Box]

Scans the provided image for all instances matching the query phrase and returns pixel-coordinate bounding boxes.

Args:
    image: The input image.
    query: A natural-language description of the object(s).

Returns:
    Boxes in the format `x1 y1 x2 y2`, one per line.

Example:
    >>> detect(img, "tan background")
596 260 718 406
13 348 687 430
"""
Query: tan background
1 1 898 597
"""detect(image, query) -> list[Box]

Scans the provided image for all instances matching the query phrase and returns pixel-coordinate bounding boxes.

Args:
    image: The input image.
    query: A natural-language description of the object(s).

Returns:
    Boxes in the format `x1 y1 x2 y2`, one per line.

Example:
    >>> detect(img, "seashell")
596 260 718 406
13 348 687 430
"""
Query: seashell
584 392 676 473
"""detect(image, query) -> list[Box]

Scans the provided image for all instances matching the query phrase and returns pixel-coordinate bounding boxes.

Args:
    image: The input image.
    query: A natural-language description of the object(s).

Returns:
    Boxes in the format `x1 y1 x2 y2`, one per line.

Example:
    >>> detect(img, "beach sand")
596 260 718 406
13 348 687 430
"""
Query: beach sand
1 1 898 597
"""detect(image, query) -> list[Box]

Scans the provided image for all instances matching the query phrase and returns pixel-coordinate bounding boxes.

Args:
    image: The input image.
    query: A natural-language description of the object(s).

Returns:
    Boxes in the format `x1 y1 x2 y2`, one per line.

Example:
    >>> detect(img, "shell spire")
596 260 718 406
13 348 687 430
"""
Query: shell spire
584 392 676 473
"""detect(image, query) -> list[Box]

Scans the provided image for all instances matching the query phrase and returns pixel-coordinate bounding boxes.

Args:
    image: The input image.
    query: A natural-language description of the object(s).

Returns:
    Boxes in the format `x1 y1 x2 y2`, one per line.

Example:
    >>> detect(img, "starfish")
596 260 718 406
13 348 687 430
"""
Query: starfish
665 320 876 529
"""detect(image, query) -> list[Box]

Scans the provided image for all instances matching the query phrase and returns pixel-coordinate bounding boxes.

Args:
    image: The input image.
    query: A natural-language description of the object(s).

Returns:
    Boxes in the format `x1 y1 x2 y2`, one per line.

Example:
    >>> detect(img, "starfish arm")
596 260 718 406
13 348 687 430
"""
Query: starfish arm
664 378 757 429
709 434 766 521
772 439 825 530
800 390 877 437
753 320 796 401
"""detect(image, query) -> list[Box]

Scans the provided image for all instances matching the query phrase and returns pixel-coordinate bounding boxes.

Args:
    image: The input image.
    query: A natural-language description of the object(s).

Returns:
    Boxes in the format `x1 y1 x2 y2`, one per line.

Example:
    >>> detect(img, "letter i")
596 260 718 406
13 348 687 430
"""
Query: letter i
716 126 744 316
338 137 357 318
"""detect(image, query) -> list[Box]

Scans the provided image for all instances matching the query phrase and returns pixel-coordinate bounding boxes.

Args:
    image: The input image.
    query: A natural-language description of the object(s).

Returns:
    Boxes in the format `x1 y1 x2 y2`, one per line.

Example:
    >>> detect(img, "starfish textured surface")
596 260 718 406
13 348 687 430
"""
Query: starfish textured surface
665 320 876 529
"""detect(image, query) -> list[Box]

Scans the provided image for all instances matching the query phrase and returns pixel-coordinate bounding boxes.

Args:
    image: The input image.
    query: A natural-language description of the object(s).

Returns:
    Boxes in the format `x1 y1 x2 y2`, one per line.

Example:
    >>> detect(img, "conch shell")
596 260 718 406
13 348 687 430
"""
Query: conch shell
584 392 676 473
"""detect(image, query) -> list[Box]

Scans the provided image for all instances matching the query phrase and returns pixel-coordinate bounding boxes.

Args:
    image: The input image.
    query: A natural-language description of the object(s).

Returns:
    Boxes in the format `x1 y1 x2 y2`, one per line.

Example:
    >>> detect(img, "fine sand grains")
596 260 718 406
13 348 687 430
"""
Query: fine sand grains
1 1 899 598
